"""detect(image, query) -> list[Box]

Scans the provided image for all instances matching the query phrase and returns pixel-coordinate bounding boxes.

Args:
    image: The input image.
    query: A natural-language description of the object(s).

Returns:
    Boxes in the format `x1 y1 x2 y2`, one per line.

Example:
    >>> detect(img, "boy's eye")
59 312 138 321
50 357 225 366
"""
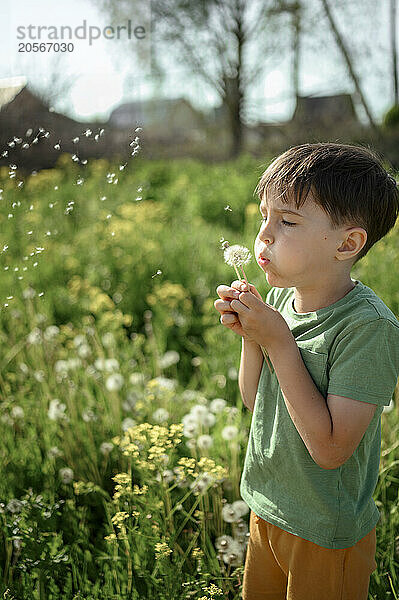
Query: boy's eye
259 216 296 227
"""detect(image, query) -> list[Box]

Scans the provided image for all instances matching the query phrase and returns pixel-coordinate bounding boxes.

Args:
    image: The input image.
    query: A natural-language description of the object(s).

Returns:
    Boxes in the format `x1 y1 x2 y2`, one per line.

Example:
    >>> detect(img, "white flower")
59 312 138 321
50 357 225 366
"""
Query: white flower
222 503 242 523
104 358 120 372
190 405 210 425
203 412 216 427
130 372 145 385
160 469 175 484
48 446 62 459
152 408 169 423
44 325 60 341
181 390 203 402
11 406 24 420
383 399 394 414
82 409 97 422
94 358 106 371
221 539 244 566
122 390 138 411
122 417 136 431
100 442 113 455
73 334 86 348
190 472 215 494
34 370 45 382
77 344 91 358
152 377 177 391
27 328 41 344
197 434 213 450
101 332 115 348
68 358 82 369
19 362 29 375
215 534 235 553
227 367 238 380
232 500 249 517
48 399 68 421
158 350 180 369
55 360 69 374
106 373 124 391
59 467 74 484
7 499 23 513
222 425 238 440
223 244 252 267
210 398 227 413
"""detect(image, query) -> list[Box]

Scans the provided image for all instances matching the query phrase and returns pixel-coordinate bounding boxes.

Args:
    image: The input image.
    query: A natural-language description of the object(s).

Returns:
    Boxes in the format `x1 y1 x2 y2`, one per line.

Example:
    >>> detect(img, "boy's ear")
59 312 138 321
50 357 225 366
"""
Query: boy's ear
336 227 367 261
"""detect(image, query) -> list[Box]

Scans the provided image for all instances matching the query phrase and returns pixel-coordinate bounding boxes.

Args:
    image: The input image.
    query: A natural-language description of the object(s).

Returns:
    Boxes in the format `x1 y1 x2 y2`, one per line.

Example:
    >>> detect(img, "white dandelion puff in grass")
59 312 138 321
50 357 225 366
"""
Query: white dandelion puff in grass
59 467 74 484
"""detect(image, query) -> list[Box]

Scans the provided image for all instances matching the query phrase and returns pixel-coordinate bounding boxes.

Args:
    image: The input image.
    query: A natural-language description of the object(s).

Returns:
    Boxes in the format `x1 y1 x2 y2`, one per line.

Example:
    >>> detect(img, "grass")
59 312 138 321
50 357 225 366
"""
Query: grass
0 149 398 598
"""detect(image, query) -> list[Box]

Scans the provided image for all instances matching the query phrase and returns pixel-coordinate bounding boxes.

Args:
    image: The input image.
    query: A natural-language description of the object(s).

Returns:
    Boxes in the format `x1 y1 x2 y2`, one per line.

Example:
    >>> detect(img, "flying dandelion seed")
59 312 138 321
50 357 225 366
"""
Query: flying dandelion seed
224 205 233 211
137 186 143 192
76 178 84 185
101 196 106 201
26 128 33 137
22 143 29 149
54 143 61 150
135 127 142 132
73 137 79 144
84 129 92 137
81 159 88 165
135 196 142 202
152 269 162 278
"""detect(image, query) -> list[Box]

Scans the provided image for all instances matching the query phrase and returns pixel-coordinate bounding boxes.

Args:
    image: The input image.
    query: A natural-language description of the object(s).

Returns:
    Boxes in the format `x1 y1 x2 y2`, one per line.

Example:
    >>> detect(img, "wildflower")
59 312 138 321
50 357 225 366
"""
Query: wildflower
55 360 69 374
73 334 86 347
27 328 41 344
44 325 60 340
122 390 138 411
152 408 169 423
48 446 62 459
104 358 120 372
130 372 145 385
82 409 98 422
59 467 74 484
215 534 235 553
101 332 115 348
222 503 242 523
150 376 177 391
122 417 136 431
7 499 23 513
106 373 124 391
48 399 68 422
77 344 91 358
154 541 172 559
210 398 227 414
221 539 244 566
228 367 238 380
11 406 24 420
158 350 180 369
100 442 113 455
197 434 213 450
232 500 249 517
221 425 238 440
223 243 252 283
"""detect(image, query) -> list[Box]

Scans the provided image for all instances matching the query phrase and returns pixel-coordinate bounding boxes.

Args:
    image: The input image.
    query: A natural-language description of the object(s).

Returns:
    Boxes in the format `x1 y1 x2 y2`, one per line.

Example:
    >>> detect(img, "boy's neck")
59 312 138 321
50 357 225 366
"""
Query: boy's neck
293 277 357 314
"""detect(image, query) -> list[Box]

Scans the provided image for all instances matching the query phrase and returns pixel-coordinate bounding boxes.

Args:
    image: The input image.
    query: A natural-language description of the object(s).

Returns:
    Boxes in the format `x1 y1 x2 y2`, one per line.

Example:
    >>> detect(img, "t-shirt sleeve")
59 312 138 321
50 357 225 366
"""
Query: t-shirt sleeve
327 318 399 406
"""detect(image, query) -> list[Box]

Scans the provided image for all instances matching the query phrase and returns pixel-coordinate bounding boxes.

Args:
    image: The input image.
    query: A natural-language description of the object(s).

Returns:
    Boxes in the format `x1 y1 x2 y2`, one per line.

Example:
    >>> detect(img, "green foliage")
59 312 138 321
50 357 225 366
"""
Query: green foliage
0 154 398 598
383 104 399 129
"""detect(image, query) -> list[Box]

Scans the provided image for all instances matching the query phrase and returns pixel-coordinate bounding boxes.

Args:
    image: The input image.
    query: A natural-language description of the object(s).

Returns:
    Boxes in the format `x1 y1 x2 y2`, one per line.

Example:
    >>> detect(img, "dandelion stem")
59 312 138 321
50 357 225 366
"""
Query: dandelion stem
233 264 242 281
240 265 249 286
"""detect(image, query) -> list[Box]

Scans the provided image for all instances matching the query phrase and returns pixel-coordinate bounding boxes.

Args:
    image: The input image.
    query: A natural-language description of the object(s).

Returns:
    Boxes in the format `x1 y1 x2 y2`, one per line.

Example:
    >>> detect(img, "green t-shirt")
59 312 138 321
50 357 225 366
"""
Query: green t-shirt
240 279 399 549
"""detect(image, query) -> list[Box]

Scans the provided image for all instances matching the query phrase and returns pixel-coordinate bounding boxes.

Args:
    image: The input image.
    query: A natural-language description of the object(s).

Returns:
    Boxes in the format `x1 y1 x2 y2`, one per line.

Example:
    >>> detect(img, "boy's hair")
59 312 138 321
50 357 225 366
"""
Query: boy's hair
255 142 399 264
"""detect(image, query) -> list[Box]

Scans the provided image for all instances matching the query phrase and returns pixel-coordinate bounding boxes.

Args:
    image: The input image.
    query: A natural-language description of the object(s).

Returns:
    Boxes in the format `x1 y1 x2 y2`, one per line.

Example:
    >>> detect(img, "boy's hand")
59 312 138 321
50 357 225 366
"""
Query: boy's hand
215 280 292 350
214 280 263 341
229 281 292 350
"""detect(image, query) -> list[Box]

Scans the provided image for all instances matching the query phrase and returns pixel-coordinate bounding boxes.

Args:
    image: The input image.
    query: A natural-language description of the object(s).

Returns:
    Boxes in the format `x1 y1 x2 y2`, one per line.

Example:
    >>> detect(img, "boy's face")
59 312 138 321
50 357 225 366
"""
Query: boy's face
255 189 354 289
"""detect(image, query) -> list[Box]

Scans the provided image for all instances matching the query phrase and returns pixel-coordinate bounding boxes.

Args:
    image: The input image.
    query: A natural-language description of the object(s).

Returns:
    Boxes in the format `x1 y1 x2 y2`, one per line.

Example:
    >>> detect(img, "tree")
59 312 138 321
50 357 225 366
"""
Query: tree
96 0 291 157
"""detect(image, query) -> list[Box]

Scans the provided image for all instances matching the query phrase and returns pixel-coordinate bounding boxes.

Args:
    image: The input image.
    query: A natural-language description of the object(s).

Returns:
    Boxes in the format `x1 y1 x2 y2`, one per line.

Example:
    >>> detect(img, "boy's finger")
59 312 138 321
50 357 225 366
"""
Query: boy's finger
220 312 237 325
216 284 240 300
214 299 236 312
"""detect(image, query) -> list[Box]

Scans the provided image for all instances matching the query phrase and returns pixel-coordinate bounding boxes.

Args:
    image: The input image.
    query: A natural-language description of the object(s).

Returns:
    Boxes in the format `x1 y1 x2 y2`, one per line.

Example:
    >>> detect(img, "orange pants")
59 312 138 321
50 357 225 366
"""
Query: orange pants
242 510 377 600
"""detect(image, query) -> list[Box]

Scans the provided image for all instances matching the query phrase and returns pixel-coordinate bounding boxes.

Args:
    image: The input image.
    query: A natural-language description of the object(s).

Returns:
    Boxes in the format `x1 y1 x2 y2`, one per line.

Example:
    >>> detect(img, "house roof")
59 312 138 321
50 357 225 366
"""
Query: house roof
0 76 27 111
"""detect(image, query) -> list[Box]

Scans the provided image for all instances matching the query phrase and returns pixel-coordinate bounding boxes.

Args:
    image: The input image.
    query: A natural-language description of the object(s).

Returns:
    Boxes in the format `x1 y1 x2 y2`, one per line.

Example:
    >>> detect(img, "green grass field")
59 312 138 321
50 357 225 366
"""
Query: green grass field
0 153 398 599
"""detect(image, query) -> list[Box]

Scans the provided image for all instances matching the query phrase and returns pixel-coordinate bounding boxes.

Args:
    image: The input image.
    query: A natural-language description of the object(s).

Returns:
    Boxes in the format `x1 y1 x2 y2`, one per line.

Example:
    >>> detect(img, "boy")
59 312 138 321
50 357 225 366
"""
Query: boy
214 143 399 600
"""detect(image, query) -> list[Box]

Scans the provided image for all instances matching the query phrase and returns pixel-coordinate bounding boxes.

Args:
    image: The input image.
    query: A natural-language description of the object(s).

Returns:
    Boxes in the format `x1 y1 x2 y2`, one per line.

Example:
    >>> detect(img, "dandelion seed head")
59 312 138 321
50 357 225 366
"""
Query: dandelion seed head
223 244 252 267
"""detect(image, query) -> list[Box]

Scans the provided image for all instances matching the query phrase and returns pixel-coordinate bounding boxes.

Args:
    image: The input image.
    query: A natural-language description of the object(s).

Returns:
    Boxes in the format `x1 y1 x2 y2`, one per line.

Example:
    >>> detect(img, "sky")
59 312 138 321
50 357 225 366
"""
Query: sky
0 0 395 125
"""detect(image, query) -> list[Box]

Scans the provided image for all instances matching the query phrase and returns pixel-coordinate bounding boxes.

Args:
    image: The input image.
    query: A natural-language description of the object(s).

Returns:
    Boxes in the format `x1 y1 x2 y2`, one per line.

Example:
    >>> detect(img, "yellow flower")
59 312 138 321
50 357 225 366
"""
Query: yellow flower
154 541 172 559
